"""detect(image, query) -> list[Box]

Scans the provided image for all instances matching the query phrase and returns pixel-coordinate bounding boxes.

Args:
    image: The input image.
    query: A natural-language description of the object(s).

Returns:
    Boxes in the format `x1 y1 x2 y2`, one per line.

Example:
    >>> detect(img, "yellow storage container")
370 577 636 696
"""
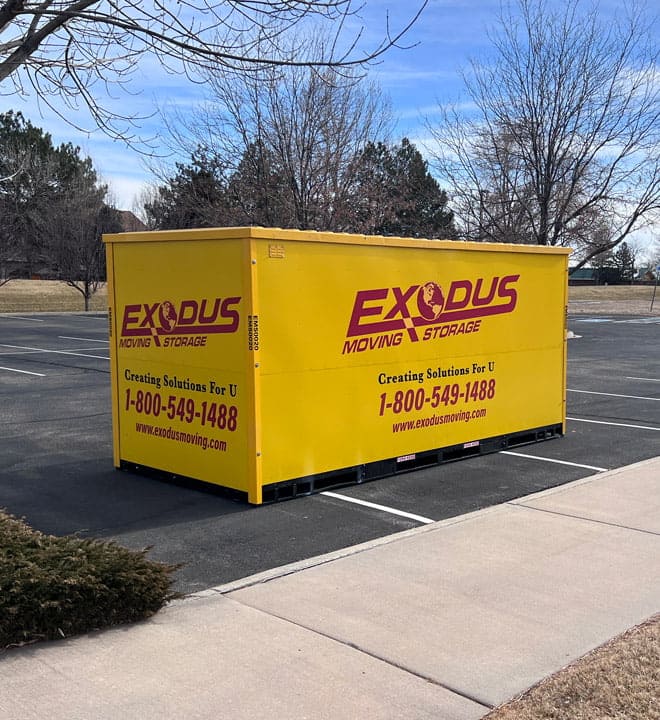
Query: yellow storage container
103 227 570 504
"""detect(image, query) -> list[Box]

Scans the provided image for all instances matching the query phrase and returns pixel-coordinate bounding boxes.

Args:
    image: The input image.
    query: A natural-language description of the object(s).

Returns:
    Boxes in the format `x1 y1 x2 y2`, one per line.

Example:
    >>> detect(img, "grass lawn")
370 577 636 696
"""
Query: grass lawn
484 615 659 720
0 279 656 314
0 280 108 313
568 284 656 301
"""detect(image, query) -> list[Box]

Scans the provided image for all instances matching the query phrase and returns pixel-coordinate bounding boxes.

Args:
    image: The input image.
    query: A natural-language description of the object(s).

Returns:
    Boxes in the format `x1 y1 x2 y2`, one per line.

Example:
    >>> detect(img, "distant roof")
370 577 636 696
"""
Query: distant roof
569 267 596 279
118 210 147 233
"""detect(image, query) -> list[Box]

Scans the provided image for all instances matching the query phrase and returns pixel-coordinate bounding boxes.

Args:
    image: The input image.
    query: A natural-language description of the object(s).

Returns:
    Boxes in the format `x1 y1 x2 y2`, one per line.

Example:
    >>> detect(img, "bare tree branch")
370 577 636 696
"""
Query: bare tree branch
154 39 392 231
428 0 660 268
1 1 427 141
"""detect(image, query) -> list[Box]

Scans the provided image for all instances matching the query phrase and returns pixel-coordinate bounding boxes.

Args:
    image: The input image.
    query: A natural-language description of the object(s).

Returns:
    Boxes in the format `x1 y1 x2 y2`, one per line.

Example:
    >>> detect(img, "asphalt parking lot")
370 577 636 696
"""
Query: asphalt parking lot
1 311 658 593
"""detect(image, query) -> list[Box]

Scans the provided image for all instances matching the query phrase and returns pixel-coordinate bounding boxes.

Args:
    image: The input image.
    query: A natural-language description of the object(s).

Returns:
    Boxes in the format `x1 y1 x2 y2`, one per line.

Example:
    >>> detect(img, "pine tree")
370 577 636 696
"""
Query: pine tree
353 139 456 238
145 150 230 230
0 110 114 304
613 242 636 283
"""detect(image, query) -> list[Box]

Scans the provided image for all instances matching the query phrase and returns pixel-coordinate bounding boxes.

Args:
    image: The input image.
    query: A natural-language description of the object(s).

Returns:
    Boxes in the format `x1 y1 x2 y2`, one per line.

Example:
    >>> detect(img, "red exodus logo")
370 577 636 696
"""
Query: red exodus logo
120 297 241 347
346 275 520 343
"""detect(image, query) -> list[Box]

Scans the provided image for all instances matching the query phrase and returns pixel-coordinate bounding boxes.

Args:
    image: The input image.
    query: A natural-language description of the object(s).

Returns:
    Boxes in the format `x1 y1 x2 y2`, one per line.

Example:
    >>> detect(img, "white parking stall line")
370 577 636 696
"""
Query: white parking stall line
567 388 660 402
0 315 44 322
0 365 46 377
0 343 109 361
0 349 42 356
574 317 660 324
613 317 660 324
626 376 660 383
59 336 109 343
500 450 608 472
567 417 660 432
321 491 434 525
0 347 104 357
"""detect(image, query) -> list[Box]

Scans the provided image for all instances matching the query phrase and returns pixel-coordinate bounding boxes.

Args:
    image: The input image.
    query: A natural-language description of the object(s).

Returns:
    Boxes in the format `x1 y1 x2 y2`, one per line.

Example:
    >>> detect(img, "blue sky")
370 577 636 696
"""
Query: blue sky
5 0 658 255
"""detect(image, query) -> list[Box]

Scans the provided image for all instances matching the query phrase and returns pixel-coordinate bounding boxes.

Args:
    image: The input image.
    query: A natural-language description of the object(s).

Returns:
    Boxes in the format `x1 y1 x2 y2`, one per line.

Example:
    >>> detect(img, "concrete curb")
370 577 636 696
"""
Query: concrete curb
185 456 659 602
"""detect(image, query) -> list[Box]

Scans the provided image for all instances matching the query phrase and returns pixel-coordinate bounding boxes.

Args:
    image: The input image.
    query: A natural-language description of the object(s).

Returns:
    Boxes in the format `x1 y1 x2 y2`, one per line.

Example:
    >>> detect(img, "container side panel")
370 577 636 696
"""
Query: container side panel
111 239 249 491
256 240 567 483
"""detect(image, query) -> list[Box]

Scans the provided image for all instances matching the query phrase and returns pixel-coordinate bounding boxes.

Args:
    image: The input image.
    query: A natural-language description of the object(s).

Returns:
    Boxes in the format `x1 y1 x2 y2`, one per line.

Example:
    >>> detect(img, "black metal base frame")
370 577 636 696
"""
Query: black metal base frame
119 423 563 505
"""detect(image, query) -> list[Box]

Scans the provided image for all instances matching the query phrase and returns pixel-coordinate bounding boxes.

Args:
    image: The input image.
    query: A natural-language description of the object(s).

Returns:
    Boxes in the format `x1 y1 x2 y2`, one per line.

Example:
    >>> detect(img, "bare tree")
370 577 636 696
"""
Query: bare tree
429 0 660 270
437 123 539 244
49 183 122 310
163 44 392 231
0 1 426 139
647 237 660 276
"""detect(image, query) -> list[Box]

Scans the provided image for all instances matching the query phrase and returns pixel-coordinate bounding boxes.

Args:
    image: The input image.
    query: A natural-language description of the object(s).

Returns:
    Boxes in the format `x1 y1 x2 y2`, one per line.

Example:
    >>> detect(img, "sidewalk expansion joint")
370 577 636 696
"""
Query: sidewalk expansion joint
507 502 659 537
226 597 495 712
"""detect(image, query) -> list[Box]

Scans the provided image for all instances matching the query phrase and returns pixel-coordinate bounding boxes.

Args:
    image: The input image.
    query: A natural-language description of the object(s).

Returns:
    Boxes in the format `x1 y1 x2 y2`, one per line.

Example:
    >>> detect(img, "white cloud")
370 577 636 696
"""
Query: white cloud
104 175 152 211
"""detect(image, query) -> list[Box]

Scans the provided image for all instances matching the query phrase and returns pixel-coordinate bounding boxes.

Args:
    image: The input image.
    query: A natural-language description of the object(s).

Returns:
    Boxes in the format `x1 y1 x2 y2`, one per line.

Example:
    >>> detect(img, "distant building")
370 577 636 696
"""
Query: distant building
117 210 147 233
568 267 597 285
636 267 656 282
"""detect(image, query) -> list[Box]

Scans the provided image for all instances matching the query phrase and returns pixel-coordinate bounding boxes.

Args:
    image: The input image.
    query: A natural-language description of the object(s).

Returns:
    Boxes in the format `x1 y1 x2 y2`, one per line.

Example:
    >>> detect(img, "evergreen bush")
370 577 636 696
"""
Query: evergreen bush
0 511 179 649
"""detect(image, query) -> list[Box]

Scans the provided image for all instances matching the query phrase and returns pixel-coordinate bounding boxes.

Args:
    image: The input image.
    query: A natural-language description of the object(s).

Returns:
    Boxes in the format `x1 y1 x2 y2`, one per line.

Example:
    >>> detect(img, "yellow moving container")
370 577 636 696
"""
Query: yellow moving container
103 227 570 504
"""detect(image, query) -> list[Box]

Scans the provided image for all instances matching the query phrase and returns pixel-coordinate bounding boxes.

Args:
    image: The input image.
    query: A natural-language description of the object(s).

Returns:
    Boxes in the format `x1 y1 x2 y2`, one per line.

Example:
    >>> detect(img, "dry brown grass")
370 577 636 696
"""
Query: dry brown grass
484 615 660 720
0 280 657 314
0 280 108 313
568 285 659 315
568 285 656 301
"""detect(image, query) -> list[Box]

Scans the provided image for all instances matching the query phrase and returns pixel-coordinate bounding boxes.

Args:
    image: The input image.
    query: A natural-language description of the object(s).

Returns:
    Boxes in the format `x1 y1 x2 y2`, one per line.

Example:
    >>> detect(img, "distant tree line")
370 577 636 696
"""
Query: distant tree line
0 111 122 309
2 0 658 274
145 57 456 239
5 0 657 303
570 241 660 284
145 138 456 239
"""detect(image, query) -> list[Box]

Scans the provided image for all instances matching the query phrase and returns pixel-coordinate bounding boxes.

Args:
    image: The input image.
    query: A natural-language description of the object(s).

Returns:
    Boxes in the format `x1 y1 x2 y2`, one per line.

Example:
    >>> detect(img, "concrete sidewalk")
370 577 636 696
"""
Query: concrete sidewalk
2 458 659 720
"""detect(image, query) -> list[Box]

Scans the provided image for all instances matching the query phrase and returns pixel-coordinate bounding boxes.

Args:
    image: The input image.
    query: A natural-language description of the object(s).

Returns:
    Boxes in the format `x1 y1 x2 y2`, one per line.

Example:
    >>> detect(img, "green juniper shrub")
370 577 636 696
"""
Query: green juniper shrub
1 511 180 649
